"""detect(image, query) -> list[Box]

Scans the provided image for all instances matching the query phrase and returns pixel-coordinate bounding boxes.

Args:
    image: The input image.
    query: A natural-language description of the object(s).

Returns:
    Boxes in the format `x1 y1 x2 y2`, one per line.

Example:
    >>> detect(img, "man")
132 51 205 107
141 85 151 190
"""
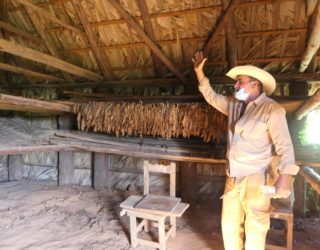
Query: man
192 51 299 250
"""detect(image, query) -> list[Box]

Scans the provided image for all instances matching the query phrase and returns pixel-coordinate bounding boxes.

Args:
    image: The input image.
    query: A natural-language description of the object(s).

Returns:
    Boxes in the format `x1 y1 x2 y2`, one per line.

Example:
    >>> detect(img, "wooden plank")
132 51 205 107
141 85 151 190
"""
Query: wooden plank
71 0 111 80
136 0 166 77
8 154 24 181
0 93 73 113
0 20 42 43
93 153 110 190
0 38 104 81
17 0 83 35
179 162 197 204
24 7 75 83
108 0 187 84
0 62 65 82
203 0 238 56
293 173 306 215
0 144 73 155
58 151 74 185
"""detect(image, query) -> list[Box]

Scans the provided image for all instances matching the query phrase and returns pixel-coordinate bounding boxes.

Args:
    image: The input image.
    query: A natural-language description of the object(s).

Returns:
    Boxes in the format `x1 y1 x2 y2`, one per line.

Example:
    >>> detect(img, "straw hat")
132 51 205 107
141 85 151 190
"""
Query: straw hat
226 65 276 95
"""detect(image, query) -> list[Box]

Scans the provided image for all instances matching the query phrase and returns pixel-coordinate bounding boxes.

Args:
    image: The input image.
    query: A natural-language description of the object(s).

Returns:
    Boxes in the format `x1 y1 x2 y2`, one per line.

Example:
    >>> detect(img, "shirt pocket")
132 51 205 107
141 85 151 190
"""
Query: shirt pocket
241 120 268 140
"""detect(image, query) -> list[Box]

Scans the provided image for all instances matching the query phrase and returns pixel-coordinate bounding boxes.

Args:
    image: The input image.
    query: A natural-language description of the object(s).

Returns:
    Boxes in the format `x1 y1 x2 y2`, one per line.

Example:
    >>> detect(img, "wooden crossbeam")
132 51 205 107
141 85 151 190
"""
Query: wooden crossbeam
16 0 83 35
24 7 75 83
203 0 238 56
108 0 187 84
0 93 73 113
0 38 104 81
0 21 42 43
0 62 65 82
71 0 111 80
6 72 320 89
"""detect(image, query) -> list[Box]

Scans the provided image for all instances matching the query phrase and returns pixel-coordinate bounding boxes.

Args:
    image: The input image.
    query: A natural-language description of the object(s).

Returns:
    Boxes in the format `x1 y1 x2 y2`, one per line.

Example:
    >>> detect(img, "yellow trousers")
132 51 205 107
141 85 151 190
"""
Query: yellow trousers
221 173 271 250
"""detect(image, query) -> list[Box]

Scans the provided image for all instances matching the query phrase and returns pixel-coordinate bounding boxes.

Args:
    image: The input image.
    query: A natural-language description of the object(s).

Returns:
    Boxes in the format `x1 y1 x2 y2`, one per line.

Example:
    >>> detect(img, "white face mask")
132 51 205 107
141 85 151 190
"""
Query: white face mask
235 87 250 101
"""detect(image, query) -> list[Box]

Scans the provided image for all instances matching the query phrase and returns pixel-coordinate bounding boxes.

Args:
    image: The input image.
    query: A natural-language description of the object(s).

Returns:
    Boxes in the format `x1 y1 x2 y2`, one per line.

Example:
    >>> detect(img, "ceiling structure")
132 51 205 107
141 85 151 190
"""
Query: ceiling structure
0 0 319 97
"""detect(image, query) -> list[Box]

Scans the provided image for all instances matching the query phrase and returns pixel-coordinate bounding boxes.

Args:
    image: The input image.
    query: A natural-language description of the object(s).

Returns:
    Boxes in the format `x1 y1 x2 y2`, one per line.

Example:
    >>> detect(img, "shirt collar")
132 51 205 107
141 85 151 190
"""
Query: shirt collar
252 92 267 106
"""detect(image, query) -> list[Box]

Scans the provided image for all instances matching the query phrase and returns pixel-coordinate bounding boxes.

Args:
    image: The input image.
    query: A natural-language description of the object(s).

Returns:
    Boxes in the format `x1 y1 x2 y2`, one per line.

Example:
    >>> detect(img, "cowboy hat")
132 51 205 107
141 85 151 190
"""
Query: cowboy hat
226 65 276 96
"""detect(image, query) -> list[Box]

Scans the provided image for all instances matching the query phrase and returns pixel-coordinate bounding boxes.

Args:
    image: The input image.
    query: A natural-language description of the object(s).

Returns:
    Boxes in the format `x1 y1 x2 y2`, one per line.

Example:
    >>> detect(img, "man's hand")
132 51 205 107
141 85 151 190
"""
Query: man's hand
192 51 207 83
273 174 293 199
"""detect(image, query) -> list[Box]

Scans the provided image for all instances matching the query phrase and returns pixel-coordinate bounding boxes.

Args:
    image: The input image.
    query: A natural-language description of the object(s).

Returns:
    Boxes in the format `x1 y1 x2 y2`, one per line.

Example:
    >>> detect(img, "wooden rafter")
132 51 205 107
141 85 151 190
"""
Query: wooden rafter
0 38 104 82
223 0 237 68
0 62 65 82
203 0 238 56
136 0 166 77
0 21 42 44
0 0 36 85
108 0 187 84
71 0 110 80
16 0 83 35
299 1 320 72
23 6 74 83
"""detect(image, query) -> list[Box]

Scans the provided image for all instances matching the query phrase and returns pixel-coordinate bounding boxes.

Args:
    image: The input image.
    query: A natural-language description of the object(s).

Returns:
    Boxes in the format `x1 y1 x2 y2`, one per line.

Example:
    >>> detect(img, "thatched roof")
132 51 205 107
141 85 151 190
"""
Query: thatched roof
0 0 319 96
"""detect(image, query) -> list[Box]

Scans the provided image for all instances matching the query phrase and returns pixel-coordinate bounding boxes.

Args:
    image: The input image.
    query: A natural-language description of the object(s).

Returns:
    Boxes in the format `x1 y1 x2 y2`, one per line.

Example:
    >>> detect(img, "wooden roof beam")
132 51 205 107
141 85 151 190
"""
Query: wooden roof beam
0 38 104 82
203 0 238 56
16 0 83 35
71 0 111 80
0 93 73 113
7 72 320 90
136 0 166 77
0 62 65 82
108 0 187 84
299 1 320 72
0 21 42 43
223 0 237 68
23 7 75 83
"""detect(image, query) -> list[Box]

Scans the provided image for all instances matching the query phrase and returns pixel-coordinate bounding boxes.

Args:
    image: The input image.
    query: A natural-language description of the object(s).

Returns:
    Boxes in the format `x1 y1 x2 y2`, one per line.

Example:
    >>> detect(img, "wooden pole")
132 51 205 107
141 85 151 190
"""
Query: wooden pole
299 1 320 72
300 166 320 193
295 88 320 120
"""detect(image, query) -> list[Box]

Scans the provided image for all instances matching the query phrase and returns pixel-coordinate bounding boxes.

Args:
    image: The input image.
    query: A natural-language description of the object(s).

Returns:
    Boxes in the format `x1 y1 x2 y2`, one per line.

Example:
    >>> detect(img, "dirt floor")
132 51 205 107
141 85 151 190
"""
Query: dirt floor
0 180 319 250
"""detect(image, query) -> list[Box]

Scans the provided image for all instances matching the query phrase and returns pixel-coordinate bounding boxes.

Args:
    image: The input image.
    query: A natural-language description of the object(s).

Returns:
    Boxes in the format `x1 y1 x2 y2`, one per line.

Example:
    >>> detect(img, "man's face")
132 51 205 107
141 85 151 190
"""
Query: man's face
234 75 254 92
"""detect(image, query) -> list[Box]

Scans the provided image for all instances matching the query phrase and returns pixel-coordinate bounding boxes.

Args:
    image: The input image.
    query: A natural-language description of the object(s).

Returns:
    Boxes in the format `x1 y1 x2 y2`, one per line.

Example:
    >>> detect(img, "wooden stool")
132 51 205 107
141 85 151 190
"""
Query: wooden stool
266 208 293 250
120 160 189 250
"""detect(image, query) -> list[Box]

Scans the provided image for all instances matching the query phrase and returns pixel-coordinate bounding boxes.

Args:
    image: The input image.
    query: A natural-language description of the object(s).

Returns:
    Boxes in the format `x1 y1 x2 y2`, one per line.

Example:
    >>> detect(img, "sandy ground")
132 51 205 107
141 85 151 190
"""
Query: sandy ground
0 180 319 250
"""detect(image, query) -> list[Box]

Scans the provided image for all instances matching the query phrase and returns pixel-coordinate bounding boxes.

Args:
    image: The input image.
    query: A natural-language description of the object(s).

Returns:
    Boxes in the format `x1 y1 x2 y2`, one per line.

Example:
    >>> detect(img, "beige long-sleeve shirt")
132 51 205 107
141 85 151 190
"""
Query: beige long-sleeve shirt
199 77 299 177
